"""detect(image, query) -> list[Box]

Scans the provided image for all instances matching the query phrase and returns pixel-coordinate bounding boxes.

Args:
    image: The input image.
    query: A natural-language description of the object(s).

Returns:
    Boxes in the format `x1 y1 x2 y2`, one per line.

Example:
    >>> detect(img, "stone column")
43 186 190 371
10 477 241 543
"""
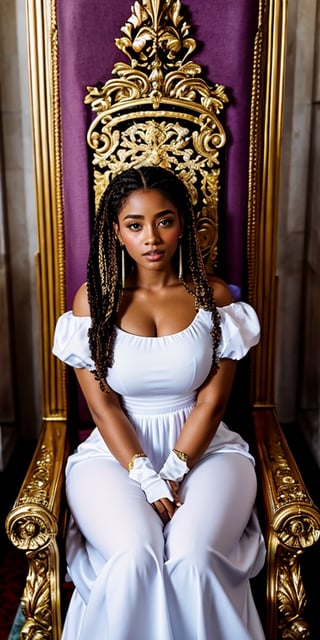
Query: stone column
276 0 318 426
0 121 16 469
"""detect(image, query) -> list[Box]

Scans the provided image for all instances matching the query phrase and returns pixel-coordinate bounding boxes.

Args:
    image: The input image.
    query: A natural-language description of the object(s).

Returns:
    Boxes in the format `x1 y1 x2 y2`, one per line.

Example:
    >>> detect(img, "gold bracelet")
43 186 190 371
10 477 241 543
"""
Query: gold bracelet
128 452 146 472
173 448 189 464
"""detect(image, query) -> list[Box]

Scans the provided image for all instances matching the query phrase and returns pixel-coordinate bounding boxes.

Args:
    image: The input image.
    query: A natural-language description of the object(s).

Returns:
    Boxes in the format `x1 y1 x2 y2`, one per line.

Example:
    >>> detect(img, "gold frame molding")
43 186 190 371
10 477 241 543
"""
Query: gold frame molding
26 0 66 421
248 0 288 405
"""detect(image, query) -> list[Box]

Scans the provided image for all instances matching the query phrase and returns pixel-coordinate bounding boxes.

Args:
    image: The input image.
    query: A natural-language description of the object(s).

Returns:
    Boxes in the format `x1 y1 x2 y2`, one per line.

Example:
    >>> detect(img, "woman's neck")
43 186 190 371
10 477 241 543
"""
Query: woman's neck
126 265 180 292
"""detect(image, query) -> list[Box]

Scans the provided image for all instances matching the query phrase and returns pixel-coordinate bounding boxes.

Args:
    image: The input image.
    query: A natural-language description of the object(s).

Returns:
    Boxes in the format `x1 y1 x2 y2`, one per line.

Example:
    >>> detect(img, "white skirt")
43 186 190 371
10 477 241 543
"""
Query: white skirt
62 425 266 640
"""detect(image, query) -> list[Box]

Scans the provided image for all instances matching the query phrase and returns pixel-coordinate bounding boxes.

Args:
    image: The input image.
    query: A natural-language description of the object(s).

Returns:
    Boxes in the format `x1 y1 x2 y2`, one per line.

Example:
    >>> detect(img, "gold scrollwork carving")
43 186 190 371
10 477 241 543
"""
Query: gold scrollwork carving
116 0 196 72
20 549 53 640
85 0 228 273
277 549 309 640
266 433 310 507
95 120 191 173
17 444 54 508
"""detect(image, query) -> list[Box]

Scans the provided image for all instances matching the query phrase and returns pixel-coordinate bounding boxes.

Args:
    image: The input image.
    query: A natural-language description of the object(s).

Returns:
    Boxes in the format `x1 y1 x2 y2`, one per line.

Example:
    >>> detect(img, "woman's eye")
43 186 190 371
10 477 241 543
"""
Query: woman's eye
128 222 141 230
158 218 173 227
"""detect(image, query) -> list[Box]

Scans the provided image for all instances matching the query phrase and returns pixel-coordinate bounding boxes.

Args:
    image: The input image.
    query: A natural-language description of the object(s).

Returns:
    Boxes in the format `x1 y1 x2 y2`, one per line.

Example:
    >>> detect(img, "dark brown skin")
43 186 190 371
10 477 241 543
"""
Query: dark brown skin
73 189 236 524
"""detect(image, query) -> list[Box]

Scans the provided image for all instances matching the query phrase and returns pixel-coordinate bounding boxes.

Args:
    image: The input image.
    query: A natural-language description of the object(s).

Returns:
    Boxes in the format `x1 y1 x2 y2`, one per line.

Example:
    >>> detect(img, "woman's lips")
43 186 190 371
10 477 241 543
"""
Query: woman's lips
143 250 164 261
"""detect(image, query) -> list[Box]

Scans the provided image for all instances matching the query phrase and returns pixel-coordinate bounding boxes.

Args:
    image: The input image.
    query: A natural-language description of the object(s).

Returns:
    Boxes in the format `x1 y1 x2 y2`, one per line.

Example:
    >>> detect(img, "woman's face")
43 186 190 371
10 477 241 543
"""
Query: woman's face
114 189 183 275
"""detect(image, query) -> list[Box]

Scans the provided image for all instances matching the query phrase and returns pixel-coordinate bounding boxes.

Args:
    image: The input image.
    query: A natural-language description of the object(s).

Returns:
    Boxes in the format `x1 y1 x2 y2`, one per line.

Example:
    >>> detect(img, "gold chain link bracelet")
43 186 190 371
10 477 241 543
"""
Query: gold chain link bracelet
173 448 189 464
128 452 147 471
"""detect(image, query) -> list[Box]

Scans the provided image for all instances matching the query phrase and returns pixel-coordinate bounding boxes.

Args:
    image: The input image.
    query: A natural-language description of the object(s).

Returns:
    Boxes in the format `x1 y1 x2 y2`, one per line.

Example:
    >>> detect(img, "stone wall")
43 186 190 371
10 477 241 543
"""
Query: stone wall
276 0 320 464
0 0 41 453
298 1 320 463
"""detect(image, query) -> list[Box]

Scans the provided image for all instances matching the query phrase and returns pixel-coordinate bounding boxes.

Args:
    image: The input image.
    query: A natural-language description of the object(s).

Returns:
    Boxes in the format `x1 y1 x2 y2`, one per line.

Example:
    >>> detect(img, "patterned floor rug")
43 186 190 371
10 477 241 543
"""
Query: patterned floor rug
7 605 24 640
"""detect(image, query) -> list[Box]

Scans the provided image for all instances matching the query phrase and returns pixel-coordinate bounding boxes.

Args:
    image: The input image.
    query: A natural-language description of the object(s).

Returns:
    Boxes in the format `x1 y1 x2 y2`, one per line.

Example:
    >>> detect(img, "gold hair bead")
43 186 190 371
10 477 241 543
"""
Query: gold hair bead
128 453 147 471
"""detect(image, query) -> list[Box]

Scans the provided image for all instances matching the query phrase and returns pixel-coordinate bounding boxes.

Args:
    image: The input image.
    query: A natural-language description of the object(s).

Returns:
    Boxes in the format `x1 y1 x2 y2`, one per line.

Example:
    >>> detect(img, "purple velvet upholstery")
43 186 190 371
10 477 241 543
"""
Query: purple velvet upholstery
57 1 129 307
57 0 259 307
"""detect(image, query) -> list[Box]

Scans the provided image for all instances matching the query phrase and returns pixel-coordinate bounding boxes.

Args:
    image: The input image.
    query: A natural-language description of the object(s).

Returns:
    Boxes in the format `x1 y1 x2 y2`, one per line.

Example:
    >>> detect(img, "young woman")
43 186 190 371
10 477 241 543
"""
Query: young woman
53 165 266 639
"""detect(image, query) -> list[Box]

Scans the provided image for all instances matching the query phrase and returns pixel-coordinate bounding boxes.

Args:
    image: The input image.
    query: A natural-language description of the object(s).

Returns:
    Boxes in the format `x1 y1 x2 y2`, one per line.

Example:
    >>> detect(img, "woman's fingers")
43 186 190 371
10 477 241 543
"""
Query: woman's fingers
152 497 176 522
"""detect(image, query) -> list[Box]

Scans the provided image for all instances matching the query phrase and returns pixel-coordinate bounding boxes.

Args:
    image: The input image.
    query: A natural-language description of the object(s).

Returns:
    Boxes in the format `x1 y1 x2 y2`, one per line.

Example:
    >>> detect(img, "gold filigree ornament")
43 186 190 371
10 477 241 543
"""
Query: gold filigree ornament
85 0 228 272
21 549 53 640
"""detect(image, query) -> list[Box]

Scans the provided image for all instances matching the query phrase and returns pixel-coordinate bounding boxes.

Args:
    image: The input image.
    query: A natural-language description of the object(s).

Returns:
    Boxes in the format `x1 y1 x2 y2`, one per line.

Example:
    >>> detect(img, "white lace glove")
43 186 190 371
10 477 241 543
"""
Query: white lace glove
129 456 173 504
159 449 190 483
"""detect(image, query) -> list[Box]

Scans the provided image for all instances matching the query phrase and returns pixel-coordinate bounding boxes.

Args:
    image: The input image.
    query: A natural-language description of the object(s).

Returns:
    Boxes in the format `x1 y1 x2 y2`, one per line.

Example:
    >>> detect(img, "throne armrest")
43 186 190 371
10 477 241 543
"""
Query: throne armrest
253 406 320 639
5 419 69 640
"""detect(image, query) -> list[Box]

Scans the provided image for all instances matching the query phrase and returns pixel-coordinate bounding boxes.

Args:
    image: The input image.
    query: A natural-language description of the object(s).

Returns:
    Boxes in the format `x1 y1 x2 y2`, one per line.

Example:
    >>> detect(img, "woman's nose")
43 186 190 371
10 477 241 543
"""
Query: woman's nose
144 225 160 244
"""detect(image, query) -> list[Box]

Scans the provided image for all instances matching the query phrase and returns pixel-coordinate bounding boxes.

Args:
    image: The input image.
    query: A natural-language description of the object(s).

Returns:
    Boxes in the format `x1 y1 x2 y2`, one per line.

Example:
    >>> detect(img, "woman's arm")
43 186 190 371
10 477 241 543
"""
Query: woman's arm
172 277 236 467
74 366 145 469
75 367 179 520
173 358 236 468
72 283 144 469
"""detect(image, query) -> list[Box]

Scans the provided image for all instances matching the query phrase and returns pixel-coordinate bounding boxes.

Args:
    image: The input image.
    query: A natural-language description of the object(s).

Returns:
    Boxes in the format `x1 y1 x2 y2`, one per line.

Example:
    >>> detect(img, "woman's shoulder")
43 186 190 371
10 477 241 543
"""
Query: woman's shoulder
73 283 90 317
207 275 233 307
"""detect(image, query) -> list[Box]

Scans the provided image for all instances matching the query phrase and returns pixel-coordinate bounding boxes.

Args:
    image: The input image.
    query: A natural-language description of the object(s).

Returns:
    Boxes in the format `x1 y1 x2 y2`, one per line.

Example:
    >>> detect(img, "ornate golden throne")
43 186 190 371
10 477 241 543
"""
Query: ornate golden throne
6 1 320 639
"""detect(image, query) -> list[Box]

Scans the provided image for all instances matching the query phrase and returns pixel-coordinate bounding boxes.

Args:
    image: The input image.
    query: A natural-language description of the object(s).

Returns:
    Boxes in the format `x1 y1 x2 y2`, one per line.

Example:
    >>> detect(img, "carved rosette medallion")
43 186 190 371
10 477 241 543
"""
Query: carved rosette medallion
277 513 320 549
8 511 57 551
85 0 228 272
6 442 59 551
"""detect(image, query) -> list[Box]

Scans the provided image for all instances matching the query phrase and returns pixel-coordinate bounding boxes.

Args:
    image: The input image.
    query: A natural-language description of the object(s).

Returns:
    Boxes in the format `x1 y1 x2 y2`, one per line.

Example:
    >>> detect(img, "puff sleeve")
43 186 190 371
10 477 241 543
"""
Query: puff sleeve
217 302 260 360
52 311 94 370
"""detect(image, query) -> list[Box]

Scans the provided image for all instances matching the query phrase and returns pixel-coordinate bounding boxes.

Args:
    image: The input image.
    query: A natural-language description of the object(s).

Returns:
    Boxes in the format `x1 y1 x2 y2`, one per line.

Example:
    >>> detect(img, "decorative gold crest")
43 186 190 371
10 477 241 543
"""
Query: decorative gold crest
85 0 228 271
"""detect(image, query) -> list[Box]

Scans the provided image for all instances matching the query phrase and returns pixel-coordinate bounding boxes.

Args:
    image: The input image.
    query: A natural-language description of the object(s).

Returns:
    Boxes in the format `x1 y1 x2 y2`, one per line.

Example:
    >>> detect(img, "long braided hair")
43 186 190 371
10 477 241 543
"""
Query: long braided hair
87 165 221 388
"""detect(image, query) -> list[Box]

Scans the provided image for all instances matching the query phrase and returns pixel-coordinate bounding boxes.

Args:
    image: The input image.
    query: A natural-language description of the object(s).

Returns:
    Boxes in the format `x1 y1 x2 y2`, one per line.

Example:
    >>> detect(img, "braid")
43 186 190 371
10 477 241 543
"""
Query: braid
87 165 221 388
179 188 221 370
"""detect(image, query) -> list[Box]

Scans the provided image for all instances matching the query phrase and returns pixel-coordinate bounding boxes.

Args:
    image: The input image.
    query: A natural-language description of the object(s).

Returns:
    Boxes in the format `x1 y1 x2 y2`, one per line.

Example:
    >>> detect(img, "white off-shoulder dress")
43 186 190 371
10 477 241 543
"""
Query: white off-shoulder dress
53 302 266 640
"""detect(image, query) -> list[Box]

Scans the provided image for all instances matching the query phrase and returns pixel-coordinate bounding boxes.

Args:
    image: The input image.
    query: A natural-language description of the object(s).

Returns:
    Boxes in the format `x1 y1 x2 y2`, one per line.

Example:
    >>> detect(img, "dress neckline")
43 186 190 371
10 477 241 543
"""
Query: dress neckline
115 308 209 340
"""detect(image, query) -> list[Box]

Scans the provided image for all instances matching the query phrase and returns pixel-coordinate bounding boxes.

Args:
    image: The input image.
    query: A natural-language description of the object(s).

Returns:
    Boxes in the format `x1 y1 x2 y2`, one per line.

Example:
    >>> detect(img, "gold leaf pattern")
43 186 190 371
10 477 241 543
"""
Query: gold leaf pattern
20 550 53 639
277 550 309 639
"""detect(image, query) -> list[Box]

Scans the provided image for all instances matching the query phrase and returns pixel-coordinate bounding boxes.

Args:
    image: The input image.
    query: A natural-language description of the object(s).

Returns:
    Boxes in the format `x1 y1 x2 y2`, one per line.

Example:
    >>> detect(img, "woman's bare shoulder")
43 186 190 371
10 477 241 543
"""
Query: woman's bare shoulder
73 283 90 317
207 275 233 307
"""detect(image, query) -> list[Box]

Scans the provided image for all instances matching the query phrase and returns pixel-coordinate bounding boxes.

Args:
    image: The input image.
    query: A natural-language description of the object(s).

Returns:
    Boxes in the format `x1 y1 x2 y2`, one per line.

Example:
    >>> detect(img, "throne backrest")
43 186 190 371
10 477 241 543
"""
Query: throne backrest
85 4 230 275
28 0 286 426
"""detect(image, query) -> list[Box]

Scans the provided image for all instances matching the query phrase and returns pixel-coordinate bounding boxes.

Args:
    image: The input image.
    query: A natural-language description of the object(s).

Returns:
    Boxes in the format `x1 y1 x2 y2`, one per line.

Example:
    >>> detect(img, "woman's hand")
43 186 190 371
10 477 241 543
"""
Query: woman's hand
169 480 181 506
152 481 182 524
